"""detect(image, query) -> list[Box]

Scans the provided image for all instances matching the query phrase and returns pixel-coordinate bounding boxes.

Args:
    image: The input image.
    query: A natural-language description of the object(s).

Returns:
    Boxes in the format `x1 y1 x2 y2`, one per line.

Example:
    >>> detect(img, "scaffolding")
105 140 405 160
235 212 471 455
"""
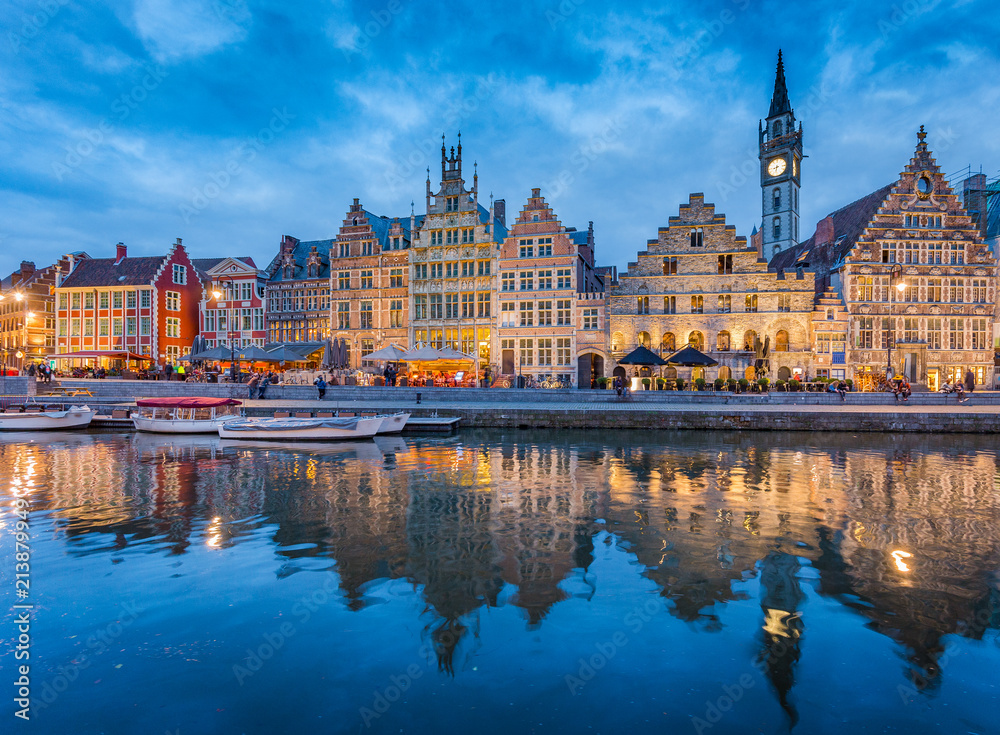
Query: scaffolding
946 165 1000 240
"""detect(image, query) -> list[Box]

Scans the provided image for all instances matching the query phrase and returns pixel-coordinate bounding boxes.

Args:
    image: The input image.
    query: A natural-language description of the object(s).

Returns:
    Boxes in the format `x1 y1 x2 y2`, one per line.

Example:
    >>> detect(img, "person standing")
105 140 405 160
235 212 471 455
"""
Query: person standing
315 375 327 400
164 361 173 380
176 363 186 381
964 369 975 395
247 373 259 399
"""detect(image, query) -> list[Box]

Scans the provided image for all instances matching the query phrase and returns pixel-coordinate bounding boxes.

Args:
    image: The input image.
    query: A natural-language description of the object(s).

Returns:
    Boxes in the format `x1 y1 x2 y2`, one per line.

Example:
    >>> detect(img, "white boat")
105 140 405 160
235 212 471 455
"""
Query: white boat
0 405 94 431
218 415 383 441
132 397 242 434
375 412 410 434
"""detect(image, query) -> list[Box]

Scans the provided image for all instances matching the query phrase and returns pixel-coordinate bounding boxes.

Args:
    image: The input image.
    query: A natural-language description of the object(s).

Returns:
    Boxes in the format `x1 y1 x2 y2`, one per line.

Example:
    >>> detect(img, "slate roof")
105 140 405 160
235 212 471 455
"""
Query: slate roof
190 257 258 275
768 51 792 118
59 255 167 288
266 239 333 284
770 184 894 278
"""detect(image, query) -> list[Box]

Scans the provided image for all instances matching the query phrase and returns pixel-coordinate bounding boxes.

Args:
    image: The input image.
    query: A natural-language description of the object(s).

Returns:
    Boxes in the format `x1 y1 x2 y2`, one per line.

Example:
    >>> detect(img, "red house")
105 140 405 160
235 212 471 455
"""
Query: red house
54 239 202 368
193 256 267 352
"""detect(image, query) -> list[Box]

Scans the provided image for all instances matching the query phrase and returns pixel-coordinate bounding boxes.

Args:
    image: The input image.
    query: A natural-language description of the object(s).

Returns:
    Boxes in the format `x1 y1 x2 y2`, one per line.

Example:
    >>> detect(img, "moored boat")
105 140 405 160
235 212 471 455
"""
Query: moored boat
0 405 94 431
375 412 410 434
132 397 242 434
218 415 383 441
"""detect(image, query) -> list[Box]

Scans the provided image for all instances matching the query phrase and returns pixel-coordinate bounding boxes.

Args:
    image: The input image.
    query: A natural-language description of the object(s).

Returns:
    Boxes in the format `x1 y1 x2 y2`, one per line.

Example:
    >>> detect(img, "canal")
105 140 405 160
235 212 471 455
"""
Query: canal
1 430 998 734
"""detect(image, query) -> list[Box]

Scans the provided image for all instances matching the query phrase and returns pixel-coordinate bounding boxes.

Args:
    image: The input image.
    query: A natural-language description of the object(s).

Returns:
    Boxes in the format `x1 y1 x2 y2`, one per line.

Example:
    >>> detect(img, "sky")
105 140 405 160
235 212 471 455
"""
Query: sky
2 0 999 279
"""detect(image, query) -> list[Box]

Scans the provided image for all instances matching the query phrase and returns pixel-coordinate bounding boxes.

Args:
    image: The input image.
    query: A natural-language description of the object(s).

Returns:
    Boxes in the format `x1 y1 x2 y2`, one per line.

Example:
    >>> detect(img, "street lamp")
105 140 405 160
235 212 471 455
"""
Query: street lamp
212 276 240 381
886 264 906 379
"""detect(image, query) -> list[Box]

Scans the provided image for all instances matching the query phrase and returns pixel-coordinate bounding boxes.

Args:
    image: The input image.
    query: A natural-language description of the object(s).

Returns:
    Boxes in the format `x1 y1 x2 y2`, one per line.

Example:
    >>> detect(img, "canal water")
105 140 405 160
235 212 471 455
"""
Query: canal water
0 430 998 734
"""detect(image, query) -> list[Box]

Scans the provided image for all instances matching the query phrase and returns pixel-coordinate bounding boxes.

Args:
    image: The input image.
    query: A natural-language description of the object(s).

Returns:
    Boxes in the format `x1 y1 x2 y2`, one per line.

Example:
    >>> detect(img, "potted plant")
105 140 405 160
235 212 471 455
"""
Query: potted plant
675 377 686 391
789 379 801 392
597 376 608 389
727 378 738 392
757 377 770 392
656 377 667 390
694 377 706 391
714 378 725 391
738 378 749 392
775 379 787 391
641 377 651 390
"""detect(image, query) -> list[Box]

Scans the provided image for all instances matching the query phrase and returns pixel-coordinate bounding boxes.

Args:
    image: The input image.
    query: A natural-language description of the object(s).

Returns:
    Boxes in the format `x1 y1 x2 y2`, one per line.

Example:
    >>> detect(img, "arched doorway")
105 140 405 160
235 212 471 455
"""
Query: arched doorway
718 366 731 380
613 366 627 381
775 330 789 352
744 365 756 380
664 367 677 380
688 331 704 350
692 367 705 381
777 366 791 380
743 330 757 351
717 331 731 351
661 332 676 355
637 331 651 349
577 353 605 388
611 332 624 353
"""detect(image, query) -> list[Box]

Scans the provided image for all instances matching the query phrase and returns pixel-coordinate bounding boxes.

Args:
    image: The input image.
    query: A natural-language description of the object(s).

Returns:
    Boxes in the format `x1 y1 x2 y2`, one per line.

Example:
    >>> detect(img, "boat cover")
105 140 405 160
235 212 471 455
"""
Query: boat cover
136 397 242 408
223 417 361 431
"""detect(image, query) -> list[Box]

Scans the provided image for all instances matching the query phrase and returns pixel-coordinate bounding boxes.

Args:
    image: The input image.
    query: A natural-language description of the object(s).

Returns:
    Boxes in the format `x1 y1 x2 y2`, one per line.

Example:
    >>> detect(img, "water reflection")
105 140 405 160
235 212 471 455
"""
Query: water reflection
2 429 999 723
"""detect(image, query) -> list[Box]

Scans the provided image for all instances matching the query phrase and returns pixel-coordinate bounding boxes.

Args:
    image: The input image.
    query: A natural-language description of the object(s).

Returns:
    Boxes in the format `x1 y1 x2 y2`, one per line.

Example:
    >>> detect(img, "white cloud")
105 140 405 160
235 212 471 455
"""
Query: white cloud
131 0 251 63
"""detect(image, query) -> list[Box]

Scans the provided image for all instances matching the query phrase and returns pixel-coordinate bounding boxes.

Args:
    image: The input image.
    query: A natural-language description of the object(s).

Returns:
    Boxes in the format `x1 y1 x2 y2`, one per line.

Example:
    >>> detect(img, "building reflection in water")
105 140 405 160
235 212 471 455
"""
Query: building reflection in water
2 429 999 704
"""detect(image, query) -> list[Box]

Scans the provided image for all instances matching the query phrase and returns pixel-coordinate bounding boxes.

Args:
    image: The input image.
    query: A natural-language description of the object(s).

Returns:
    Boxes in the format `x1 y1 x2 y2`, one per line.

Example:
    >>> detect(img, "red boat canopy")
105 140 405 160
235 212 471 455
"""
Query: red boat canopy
135 397 242 408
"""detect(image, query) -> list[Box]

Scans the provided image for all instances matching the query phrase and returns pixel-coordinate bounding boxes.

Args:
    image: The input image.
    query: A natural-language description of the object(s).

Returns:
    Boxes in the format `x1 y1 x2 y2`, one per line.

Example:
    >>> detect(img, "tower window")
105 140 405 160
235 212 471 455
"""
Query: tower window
689 228 704 248
773 188 781 211
772 217 781 240
717 254 733 274
773 120 783 137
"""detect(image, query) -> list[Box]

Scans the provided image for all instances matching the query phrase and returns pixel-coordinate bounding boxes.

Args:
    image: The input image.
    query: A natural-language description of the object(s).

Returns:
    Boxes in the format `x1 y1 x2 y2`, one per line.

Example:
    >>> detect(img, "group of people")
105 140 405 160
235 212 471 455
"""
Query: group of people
382 363 399 386
891 378 912 403
613 375 631 399
941 370 976 403
26 362 54 383
826 380 849 401
247 371 278 399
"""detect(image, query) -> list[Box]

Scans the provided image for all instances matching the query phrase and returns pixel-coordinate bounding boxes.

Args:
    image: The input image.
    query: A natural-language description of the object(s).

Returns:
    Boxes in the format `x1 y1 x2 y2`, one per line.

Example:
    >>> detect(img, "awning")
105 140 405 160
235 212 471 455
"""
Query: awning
135 397 242 408
50 351 153 361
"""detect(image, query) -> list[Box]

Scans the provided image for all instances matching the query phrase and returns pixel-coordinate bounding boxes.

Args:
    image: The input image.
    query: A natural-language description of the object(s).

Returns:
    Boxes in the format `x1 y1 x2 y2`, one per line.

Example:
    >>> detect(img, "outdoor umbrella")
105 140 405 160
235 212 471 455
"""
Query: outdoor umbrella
193 345 238 361
362 344 408 362
617 345 669 366
664 345 719 367
320 339 334 369
238 345 277 362
400 345 448 361
437 347 476 361
265 346 308 363
337 338 348 368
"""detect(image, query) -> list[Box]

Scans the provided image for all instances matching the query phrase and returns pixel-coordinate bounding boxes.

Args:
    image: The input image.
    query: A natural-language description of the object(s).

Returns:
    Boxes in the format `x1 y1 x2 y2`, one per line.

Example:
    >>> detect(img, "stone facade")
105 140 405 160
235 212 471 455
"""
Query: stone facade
329 198 412 368
265 235 332 357
610 194 815 383
1 257 70 371
496 188 607 387
409 135 507 365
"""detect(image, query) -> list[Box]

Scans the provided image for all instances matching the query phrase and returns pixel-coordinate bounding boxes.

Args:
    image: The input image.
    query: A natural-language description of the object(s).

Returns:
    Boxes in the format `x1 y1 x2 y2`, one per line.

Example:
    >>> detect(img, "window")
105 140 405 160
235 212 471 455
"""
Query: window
477 292 490 317
537 338 552 366
338 302 350 329
718 295 731 313
519 338 533 366
461 292 474 318
904 241 919 264
360 301 373 328
430 263 442 279
99 318 109 336
881 245 895 264
949 242 964 265
165 291 180 311
556 300 571 325
461 228 474 243
70 317 80 335
430 294 443 319
537 241 553 257
446 230 458 245
411 264 426 280
519 242 534 258
556 269 572 289
972 318 988 350
690 228 704 247
778 294 791 312
663 257 678 275
501 302 516 327
501 273 515 291
948 318 964 349
337 242 349 258
519 301 534 326
461 328 475 356
126 291 136 308
857 277 873 302
361 270 374 289
361 338 374 357
856 317 874 348
774 330 789 351
745 294 757 312
445 262 458 278
172 264 187 284
362 241 373 256
637 296 649 314
59 293 68 310
927 278 942 303
661 333 676 354
688 331 704 350
816 333 832 353
84 293 95 310
948 278 964 303
445 196 458 212
690 295 703 314
903 318 918 343
664 296 676 314
972 279 987 303
242 309 252 330
582 308 598 330
773 188 781 211
337 272 350 290
113 292 123 309
254 309 265 330
556 338 571 366
520 272 534 291
430 231 442 245
461 261 474 277
927 242 943 264
538 301 552 325
164 318 179 338
477 260 491 276
538 270 553 290
126 317 136 336
717 254 733 274
71 292 81 309
392 236 401 250
717 331 731 351
772 217 781 239
83 317 94 336
445 293 459 319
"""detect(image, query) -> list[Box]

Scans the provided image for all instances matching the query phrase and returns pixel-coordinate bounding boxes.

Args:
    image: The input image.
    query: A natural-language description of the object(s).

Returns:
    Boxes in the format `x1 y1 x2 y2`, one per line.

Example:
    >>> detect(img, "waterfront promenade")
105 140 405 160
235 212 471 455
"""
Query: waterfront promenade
10 378 1000 433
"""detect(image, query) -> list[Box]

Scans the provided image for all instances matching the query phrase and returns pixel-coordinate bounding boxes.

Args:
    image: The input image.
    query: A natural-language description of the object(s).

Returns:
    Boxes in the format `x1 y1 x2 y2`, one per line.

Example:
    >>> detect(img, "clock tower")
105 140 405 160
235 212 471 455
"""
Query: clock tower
759 50 802 262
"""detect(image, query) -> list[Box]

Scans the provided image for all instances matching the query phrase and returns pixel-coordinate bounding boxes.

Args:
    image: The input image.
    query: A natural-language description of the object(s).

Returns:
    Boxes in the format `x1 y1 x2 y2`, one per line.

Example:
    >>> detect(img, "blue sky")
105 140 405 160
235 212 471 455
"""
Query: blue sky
2 0 999 278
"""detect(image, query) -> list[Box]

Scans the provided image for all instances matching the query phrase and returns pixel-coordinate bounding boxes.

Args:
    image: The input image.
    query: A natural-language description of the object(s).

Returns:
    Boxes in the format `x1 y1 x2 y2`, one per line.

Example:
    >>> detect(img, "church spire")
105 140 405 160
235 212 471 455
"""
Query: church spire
768 49 791 118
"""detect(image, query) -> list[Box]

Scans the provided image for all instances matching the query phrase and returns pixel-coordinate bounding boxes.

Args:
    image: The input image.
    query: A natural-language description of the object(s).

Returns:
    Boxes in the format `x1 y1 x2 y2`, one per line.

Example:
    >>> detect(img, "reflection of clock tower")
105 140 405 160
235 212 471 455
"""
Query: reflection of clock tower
759 50 802 262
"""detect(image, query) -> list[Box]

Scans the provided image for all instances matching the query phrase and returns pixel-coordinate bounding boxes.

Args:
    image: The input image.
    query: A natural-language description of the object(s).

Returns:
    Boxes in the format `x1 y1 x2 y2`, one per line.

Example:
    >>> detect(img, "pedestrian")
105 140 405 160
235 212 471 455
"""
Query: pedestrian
164 361 173 380
27 363 36 378
956 381 967 403
315 375 327 400
247 373 259 399
176 363 186 381
258 375 269 400
964 369 975 394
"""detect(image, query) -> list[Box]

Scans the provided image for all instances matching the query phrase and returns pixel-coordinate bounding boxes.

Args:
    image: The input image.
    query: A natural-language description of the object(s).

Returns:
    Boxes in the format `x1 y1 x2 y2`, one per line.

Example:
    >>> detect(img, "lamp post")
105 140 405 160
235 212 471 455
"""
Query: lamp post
212 276 240 381
886 264 906 380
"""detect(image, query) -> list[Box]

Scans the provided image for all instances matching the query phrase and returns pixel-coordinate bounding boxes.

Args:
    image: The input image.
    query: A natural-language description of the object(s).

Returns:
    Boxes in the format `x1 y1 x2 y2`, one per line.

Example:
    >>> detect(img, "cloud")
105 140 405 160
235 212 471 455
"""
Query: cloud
131 0 251 63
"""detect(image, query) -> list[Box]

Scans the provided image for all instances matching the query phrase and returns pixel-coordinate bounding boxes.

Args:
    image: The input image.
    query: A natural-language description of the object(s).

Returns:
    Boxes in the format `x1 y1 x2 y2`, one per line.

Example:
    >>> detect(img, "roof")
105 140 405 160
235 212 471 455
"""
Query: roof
770 183 894 275
768 50 791 118
190 257 258 275
266 239 333 284
59 255 167 288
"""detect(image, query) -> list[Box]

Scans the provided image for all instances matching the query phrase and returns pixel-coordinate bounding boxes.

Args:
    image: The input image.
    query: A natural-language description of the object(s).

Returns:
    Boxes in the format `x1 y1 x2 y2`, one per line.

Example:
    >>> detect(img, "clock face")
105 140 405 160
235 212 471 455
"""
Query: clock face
768 157 787 177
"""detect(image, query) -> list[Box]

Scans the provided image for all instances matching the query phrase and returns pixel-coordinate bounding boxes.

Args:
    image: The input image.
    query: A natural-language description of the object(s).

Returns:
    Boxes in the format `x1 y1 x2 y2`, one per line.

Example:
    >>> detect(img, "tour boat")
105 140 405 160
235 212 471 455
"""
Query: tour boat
0 405 94 431
132 397 242 434
217 415 383 441
374 412 410 434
